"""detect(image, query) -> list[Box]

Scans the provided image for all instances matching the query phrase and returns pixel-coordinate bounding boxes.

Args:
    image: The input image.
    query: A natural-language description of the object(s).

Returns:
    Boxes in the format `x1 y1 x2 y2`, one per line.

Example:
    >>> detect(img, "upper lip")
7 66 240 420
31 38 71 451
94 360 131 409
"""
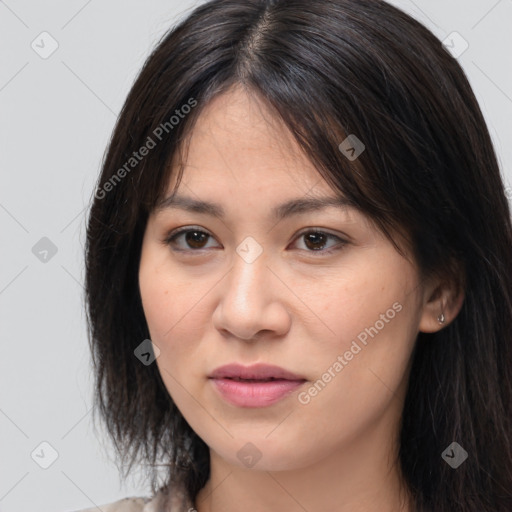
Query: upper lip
209 363 306 381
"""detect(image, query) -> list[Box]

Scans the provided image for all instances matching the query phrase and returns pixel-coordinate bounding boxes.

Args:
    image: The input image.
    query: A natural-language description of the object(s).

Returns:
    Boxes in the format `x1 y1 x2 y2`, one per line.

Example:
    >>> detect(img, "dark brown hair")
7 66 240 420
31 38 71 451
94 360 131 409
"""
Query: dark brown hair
84 1 512 510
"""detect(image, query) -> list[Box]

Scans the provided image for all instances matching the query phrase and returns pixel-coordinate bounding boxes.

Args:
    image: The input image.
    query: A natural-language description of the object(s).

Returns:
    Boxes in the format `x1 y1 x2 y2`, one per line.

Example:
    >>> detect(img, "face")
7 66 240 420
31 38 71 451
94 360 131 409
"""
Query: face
138 85 429 472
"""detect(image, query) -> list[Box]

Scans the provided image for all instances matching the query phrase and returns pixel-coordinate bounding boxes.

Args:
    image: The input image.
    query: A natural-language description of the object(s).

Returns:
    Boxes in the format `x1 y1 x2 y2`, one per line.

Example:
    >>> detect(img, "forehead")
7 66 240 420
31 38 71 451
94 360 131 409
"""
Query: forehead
165 86 329 196
152 88 372 231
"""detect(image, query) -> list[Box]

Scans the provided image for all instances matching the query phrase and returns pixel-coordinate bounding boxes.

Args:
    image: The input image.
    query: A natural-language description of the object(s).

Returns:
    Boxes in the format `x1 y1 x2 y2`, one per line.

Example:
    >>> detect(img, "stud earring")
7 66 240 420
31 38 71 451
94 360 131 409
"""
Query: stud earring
437 312 446 324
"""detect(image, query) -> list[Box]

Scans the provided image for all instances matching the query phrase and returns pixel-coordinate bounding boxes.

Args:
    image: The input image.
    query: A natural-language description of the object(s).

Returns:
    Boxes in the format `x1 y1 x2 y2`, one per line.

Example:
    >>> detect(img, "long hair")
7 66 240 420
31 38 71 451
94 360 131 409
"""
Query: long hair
84 1 512 510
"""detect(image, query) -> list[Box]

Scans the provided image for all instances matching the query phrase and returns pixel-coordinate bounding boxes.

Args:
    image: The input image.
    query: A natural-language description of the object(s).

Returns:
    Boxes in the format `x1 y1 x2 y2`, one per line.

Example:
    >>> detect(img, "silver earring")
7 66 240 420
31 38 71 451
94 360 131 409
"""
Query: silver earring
438 312 445 324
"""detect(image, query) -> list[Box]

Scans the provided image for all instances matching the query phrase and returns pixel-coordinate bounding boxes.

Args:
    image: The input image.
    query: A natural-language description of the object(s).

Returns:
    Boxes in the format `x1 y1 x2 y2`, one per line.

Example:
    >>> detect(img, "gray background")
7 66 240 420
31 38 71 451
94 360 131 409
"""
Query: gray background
0 1 511 511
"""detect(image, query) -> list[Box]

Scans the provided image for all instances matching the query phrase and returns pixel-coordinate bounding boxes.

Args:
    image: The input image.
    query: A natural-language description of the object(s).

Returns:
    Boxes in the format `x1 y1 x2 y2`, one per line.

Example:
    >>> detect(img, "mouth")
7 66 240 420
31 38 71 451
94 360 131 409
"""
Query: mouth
209 363 306 381
208 363 307 408
222 376 288 382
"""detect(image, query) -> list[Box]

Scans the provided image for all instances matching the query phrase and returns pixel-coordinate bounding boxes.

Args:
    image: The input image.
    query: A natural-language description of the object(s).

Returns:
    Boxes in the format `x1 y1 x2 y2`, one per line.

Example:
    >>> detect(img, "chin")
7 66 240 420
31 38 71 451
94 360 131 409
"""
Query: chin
209 434 323 473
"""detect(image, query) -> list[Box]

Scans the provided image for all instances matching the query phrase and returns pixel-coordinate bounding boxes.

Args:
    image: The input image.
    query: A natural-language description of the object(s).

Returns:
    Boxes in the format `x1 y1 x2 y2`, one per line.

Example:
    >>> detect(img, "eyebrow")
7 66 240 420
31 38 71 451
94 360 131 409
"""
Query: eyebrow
155 193 354 222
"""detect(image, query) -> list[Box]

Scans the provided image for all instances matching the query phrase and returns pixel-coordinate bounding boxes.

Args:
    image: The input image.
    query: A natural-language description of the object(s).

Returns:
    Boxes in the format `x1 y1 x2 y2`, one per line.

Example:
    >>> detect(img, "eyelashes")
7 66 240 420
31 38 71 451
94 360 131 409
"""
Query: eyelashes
165 228 218 251
163 226 348 256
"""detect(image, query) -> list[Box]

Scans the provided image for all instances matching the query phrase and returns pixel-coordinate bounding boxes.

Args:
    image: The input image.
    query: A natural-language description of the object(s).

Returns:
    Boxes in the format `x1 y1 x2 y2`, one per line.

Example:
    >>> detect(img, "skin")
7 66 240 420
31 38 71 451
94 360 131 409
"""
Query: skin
138 85 463 512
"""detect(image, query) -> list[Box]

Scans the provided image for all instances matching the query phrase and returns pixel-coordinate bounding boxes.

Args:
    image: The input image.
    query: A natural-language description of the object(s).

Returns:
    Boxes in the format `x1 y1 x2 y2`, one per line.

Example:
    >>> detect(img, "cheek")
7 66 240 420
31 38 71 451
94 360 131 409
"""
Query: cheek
297 288 419 437
298 258 420 412
139 271 173 340
138 253 214 383
139 251 195 340
310 257 417 353
139 265 204 409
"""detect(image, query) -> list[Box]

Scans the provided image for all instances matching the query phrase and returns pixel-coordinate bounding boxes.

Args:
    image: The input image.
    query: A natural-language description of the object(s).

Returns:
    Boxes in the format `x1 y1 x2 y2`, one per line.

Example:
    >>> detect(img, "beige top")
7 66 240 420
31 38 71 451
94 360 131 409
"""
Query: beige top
73 486 194 512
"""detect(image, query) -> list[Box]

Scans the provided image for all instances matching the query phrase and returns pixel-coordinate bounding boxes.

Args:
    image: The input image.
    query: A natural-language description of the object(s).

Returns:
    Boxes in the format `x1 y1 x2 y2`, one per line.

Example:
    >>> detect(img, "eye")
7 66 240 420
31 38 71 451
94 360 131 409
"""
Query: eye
164 226 219 252
290 229 347 255
164 226 347 255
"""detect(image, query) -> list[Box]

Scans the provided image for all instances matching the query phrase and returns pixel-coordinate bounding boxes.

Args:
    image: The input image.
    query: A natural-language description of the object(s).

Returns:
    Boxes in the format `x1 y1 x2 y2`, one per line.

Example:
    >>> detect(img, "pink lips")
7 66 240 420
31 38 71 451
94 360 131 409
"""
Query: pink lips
209 363 307 408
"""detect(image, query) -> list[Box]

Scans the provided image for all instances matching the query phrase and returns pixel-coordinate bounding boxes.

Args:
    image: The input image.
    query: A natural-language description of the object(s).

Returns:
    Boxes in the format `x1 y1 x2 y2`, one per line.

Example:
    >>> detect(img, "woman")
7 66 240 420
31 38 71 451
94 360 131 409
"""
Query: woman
81 0 512 511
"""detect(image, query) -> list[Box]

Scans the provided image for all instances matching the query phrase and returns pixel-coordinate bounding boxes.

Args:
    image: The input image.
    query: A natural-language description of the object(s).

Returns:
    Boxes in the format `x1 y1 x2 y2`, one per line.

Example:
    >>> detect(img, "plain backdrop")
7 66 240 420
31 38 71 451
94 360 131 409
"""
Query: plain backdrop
0 1 511 511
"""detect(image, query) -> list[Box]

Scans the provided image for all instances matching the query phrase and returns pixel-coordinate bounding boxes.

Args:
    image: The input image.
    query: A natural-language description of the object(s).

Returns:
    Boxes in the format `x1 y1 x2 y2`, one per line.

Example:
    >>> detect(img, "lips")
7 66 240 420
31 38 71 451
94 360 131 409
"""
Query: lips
208 363 307 408
209 363 306 381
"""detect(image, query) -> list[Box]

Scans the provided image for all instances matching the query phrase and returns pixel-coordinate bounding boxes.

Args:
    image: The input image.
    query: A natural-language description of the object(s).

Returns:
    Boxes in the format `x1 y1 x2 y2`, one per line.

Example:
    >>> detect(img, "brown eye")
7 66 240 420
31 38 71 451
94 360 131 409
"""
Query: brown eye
165 228 219 251
292 230 347 255
183 230 209 249
303 232 328 251
164 227 347 256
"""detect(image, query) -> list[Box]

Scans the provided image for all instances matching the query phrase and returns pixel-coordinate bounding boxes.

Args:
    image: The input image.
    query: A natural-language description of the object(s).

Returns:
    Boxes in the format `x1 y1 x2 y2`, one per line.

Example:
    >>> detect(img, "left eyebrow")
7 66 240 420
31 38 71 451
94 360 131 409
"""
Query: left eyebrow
155 193 354 222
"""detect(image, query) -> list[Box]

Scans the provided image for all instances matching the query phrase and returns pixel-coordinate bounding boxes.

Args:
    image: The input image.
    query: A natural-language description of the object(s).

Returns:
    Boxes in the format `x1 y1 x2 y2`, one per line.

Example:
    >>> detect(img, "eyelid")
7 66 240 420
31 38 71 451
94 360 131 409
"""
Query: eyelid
292 228 348 254
163 225 349 255
163 225 219 251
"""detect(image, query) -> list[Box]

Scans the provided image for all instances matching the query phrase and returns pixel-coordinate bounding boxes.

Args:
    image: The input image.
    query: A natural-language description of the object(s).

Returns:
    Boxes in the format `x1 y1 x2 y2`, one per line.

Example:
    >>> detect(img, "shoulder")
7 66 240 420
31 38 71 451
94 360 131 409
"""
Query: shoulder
71 485 193 512
72 496 149 512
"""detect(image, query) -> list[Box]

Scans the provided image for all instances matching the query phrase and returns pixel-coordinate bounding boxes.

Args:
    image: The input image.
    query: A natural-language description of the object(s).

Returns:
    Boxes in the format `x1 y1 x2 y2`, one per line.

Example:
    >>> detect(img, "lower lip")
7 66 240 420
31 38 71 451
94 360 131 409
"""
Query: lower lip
210 378 306 407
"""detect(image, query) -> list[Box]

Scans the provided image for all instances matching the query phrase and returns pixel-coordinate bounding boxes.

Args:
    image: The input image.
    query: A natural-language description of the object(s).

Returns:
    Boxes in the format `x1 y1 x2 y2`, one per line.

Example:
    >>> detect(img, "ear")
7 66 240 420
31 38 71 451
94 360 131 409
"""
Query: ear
418 273 465 333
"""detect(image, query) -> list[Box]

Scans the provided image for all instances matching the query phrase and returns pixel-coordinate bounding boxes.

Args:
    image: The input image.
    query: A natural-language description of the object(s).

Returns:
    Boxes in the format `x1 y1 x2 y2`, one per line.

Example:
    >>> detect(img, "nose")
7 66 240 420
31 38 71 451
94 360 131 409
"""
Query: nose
212 251 291 341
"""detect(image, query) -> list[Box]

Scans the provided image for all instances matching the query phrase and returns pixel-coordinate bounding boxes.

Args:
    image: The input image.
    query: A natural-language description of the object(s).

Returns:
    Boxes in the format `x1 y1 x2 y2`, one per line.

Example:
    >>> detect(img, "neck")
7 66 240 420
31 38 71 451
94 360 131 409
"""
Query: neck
194 420 413 512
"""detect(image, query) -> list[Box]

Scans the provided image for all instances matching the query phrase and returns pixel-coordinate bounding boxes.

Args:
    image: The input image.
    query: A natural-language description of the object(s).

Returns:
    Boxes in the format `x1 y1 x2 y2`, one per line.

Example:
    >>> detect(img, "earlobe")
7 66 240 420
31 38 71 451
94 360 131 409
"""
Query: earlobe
418 281 465 333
